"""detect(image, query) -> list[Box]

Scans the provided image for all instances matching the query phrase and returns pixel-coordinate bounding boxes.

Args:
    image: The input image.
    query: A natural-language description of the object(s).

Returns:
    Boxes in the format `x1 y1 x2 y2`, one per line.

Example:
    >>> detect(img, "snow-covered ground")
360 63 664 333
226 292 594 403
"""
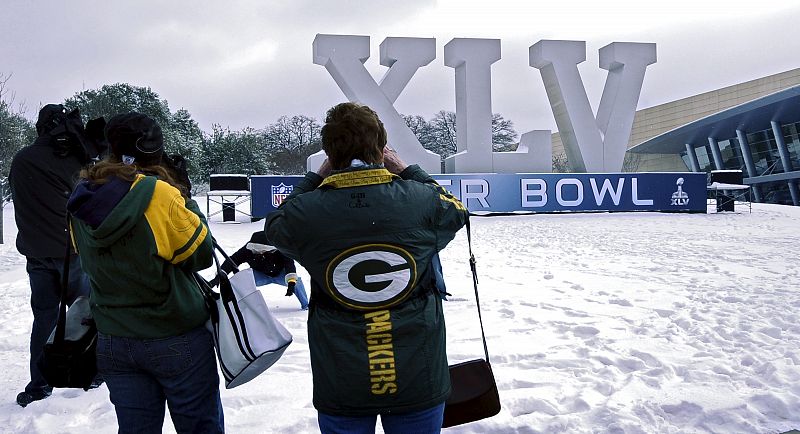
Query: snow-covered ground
0 199 798 433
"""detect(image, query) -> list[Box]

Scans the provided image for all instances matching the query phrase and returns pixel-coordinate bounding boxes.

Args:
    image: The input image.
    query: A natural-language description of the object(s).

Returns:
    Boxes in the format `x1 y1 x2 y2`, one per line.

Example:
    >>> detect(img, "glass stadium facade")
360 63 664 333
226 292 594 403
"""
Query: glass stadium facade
678 121 800 204
629 84 800 206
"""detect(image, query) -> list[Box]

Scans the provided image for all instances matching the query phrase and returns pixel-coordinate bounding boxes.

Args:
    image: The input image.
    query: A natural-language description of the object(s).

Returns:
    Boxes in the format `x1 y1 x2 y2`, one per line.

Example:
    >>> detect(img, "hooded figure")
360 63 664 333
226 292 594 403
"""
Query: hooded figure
66 111 224 433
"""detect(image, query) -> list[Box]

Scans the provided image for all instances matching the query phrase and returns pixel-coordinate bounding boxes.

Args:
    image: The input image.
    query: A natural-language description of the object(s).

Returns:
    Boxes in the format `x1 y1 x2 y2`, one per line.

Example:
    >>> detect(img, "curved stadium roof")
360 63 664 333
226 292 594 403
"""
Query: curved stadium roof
629 85 800 155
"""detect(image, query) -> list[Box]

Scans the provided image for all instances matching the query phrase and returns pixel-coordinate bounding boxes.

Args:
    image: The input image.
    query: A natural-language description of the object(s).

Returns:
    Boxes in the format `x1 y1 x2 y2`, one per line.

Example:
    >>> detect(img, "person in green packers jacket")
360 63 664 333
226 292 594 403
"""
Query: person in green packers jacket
66 112 224 433
266 102 468 434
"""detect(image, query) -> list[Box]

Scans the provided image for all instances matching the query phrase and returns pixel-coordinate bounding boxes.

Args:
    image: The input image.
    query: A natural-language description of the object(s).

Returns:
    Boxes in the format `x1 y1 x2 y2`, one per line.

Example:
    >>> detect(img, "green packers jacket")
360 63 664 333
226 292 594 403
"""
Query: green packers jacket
67 174 213 338
266 164 468 416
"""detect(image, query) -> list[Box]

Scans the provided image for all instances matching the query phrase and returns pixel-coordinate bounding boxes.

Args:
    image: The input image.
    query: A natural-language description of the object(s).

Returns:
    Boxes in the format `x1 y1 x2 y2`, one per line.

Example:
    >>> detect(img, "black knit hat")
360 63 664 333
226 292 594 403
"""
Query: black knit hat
105 112 164 166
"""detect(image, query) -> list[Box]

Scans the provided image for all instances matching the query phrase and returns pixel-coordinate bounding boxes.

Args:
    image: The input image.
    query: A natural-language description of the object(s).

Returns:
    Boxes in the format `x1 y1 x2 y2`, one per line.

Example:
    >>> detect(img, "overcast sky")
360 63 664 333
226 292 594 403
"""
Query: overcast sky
2 0 798 136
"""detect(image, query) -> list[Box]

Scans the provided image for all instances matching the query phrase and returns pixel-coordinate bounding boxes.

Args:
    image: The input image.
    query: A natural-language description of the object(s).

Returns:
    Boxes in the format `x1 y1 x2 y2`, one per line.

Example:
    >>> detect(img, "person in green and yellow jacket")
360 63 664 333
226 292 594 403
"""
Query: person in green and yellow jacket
266 102 468 434
66 112 224 434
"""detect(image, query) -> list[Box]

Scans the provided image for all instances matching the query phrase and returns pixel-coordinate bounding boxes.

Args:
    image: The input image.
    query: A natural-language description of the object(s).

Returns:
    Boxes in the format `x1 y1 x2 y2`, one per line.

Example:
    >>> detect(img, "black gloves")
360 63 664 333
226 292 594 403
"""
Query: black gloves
285 281 296 296
50 108 87 159
83 117 108 161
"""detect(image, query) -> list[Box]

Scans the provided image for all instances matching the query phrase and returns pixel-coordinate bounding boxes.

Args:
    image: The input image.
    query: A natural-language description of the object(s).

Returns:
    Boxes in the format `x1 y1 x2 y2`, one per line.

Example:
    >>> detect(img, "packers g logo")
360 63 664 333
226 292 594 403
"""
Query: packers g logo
326 244 417 310
168 192 198 233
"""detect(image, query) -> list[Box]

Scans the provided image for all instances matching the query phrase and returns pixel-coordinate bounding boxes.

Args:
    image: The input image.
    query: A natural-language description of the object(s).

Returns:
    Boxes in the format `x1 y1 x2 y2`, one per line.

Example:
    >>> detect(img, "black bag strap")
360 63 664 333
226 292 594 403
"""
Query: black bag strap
193 237 237 306
211 238 241 303
54 223 73 344
465 216 490 363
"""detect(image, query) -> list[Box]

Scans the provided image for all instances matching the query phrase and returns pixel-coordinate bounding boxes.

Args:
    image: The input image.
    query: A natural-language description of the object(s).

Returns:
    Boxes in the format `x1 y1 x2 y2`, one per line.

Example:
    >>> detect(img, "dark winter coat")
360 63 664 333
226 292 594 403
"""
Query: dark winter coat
265 164 467 416
222 231 297 277
9 136 87 258
67 174 213 338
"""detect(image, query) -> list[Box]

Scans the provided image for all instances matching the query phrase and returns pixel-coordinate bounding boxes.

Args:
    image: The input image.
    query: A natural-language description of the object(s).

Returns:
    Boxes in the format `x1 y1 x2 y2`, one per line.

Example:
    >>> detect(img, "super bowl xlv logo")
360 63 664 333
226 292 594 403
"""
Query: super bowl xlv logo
309 35 657 175
671 177 690 206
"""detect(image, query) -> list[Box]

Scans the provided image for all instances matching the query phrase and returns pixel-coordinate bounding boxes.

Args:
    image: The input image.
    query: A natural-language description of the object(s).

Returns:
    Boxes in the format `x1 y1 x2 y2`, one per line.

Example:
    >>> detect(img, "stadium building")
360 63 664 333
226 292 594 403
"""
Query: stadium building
551 68 800 206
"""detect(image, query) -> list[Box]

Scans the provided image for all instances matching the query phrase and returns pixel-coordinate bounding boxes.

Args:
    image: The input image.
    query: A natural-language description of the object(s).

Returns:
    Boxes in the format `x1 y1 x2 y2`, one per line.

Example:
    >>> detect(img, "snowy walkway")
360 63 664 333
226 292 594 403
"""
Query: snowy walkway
0 202 798 433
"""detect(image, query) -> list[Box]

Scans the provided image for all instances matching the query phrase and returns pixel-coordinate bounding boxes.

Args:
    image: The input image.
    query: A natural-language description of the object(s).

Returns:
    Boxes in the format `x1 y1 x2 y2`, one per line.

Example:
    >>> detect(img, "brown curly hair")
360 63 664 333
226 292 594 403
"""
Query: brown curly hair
321 102 387 170
79 157 188 197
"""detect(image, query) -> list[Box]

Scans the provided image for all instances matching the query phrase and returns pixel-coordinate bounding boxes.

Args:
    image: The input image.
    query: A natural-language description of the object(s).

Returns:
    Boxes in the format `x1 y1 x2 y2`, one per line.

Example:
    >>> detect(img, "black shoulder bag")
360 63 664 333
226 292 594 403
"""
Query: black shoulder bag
37 226 98 390
442 217 502 428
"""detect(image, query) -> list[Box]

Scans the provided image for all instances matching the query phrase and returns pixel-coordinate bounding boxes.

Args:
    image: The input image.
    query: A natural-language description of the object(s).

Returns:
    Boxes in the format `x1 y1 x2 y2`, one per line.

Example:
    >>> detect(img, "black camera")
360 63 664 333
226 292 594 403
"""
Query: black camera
161 153 192 195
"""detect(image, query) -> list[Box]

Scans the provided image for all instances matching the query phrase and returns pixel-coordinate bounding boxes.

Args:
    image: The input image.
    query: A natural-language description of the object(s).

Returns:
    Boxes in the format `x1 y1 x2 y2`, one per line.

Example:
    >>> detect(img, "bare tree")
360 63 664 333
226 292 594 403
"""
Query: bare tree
263 115 322 175
0 73 35 181
428 110 458 159
0 73 36 243
425 111 520 155
552 152 571 173
401 114 435 148
491 113 518 151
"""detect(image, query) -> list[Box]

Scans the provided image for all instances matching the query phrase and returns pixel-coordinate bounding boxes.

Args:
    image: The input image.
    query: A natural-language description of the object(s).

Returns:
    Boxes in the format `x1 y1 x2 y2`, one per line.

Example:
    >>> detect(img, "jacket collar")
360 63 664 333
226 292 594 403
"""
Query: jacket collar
319 167 398 189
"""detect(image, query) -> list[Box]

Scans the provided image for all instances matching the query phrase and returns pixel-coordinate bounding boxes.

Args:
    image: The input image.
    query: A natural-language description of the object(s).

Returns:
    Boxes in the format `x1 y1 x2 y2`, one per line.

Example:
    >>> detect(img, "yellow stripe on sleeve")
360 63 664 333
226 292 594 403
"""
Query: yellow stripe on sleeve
439 193 467 211
171 223 208 264
144 179 207 264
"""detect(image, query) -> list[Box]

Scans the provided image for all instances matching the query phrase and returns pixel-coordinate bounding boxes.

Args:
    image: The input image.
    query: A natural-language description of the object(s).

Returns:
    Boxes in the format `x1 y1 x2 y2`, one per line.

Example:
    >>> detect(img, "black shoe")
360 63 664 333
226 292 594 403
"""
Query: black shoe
16 388 52 408
87 378 105 390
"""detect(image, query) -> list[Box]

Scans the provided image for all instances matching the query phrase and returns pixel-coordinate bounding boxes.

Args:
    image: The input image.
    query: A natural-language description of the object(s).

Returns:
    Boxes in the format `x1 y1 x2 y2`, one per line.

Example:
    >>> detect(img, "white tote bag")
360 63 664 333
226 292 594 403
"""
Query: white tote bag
197 242 293 389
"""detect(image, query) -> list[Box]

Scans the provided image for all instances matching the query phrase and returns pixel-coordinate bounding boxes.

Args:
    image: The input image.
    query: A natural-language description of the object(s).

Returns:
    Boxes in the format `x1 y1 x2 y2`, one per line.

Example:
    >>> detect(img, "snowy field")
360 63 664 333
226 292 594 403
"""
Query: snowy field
0 199 798 433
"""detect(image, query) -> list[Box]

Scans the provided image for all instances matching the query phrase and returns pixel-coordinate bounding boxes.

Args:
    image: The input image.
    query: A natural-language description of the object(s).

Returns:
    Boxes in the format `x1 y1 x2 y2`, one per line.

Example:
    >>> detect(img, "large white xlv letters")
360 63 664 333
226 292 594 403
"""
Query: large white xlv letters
444 38 550 173
310 34 441 173
530 40 656 172
311 34 656 175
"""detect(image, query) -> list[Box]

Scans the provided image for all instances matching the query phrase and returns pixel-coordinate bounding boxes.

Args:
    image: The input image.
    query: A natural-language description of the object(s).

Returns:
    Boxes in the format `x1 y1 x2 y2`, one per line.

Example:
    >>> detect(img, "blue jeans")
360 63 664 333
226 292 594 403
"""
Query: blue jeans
96 325 224 433
317 403 445 434
253 270 309 309
25 255 90 394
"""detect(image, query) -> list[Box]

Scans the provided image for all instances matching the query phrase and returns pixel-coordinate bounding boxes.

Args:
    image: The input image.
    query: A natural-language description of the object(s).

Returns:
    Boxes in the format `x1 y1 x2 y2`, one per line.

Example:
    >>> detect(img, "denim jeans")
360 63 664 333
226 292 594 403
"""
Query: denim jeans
96 325 224 433
317 403 445 434
252 270 309 309
25 255 90 394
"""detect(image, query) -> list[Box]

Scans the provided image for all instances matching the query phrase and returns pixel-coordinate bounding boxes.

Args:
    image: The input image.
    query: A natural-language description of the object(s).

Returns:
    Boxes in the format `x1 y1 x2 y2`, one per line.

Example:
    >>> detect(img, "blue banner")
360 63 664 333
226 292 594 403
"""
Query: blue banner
250 172 706 217
251 175 304 217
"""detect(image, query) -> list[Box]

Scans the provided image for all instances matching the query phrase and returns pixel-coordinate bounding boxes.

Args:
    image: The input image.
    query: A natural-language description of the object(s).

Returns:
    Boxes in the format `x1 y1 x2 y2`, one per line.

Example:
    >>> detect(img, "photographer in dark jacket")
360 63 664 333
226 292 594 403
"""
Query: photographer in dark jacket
266 102 467 433
9 104 93 407
220 231 309 310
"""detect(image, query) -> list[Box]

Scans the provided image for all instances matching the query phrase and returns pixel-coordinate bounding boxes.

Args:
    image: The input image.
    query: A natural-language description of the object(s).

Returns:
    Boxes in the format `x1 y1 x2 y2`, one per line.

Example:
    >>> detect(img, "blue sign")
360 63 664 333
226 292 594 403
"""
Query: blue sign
250 172 706 217
432 172 706 213
251 175 303 217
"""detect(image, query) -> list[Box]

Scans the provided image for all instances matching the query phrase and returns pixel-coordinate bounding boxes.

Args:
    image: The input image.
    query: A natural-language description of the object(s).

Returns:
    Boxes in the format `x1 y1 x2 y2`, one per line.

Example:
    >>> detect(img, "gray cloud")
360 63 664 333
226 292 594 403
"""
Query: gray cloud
1 1 798 138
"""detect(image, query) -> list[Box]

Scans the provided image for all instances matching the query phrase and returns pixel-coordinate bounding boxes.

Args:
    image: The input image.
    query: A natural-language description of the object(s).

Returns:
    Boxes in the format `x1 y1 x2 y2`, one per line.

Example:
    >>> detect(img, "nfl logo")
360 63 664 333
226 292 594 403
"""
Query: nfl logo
271 183 293 208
